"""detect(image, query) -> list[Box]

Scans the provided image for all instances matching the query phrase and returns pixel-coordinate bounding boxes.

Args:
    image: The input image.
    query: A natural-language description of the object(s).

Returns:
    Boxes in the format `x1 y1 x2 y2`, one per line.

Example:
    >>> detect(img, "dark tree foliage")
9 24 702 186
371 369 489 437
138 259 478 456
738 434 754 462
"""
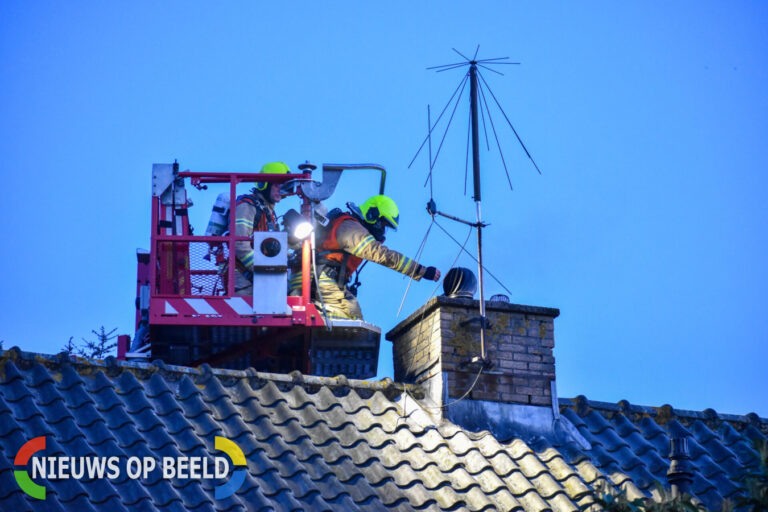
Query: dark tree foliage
736 440 768 512
61 336 76 354
584 444 768 512
61 327 117 359
583 483 705 512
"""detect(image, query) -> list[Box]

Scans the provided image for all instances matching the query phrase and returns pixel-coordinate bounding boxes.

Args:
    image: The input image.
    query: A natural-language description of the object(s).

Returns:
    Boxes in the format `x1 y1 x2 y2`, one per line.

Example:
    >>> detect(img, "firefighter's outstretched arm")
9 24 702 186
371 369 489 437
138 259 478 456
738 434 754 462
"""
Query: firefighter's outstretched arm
336 220 441 281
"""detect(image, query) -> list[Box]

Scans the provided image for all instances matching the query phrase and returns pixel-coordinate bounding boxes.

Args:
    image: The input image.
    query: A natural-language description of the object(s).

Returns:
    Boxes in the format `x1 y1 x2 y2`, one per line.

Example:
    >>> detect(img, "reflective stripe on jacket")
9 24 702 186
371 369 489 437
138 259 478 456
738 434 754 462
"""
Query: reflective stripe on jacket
235 192 277 270
319 215 426 282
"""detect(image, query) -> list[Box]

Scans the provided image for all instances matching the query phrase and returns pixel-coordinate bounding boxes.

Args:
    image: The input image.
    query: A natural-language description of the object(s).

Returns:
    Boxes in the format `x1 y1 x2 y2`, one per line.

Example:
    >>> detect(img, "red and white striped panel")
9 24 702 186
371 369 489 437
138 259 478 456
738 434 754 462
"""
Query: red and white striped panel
159 297 253 317
150 296 323 327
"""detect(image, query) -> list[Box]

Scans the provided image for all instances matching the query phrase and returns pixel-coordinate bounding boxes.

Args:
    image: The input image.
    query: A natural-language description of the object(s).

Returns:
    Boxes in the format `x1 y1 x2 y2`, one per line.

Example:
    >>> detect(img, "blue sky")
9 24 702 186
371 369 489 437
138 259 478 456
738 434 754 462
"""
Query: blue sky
1 2 766 416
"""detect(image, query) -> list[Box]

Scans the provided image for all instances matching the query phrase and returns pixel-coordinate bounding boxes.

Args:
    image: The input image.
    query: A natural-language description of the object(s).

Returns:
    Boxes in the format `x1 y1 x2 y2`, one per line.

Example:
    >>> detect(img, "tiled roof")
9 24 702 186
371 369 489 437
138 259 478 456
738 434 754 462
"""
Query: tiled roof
0 347 765 511
557 396 768 511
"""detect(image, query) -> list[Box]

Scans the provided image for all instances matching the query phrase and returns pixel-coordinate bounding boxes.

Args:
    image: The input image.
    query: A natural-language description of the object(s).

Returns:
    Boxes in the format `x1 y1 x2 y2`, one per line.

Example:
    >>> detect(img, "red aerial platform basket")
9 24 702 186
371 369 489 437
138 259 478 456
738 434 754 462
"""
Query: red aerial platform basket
119 161 384 379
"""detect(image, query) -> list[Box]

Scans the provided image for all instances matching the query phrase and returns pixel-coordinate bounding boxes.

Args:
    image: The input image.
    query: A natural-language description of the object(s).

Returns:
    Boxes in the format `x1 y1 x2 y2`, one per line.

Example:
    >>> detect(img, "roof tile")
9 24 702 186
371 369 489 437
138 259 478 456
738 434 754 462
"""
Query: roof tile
558 396 768 510
1 350 765 511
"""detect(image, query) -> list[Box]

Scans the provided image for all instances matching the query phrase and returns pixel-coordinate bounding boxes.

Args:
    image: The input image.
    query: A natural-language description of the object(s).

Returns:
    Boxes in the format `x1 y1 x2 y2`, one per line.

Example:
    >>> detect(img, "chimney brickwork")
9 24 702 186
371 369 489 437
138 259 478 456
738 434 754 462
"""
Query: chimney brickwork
391 307 442 384
387 296 559 407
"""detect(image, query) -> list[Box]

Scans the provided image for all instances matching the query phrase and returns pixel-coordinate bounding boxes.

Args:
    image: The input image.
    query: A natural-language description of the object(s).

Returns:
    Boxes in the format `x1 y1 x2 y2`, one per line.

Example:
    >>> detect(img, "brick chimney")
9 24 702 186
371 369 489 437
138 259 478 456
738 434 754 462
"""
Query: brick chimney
386 295 560 437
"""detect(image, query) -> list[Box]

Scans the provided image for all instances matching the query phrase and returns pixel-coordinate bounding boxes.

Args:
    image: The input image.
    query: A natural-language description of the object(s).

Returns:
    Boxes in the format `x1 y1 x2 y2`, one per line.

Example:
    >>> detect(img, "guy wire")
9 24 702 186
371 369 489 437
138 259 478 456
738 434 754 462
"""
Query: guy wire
396 219 434 318
402 223 486 411
413 364 484 411
400 222 472 367
400 101 438 319
433 219 515 298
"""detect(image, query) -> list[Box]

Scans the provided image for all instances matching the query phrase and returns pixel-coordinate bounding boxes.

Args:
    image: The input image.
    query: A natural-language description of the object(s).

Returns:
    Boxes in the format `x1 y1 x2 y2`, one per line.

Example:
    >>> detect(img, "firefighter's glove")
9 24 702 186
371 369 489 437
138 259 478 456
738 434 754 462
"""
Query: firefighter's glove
423 266 441 281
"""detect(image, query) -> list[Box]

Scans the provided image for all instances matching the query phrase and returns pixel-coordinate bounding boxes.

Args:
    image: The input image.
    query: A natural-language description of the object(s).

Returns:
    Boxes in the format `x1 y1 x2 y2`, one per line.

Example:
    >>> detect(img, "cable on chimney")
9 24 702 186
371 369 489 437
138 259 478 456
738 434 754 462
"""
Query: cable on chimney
397 223 485 413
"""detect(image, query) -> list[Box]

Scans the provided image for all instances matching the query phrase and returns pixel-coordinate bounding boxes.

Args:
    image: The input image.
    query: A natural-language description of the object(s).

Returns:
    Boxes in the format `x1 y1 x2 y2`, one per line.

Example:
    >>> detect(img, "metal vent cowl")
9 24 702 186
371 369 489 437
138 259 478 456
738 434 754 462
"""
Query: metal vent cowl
442 267 477 298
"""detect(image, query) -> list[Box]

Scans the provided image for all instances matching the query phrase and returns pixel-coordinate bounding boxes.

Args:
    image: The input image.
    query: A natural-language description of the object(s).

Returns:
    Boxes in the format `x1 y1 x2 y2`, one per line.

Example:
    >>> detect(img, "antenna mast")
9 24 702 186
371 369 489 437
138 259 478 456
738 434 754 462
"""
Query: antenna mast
409 47 542 367
468 61 488 360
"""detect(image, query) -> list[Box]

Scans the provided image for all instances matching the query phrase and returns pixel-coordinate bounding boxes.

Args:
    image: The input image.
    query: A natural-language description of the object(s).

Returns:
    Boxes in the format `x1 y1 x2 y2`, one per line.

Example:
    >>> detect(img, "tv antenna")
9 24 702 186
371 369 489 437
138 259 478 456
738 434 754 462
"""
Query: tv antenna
409 46 542 365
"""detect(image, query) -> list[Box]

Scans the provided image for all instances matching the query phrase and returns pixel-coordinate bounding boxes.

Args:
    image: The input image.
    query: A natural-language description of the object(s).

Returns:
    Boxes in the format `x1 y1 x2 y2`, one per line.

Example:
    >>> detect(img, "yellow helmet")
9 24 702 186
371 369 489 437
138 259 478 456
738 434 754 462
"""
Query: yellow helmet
360 195 399 230
255 161 290 191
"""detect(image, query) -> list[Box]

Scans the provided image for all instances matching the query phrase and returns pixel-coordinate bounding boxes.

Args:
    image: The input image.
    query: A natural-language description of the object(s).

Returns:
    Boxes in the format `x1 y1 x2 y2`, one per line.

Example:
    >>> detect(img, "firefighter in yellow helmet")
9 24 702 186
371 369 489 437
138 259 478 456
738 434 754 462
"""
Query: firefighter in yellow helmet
292 195 441 319
234 162 289 295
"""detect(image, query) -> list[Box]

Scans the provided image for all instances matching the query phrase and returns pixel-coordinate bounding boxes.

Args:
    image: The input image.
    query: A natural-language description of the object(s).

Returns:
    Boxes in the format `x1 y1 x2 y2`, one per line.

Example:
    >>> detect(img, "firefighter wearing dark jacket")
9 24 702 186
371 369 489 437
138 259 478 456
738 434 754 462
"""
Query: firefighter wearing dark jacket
234 162 289 295
292 195 440 319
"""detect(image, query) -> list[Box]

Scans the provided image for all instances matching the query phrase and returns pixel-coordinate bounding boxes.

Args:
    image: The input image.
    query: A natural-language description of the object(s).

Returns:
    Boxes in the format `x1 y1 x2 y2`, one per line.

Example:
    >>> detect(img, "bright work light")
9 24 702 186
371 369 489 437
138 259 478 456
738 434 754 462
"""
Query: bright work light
283 209 314 240
293 221 313 239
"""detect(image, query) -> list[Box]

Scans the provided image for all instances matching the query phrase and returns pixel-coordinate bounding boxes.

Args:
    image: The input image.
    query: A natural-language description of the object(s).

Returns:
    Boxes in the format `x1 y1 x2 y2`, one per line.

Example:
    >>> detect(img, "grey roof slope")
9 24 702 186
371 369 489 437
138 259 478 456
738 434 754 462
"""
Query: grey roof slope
557 396 768 511
0 347 765 511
